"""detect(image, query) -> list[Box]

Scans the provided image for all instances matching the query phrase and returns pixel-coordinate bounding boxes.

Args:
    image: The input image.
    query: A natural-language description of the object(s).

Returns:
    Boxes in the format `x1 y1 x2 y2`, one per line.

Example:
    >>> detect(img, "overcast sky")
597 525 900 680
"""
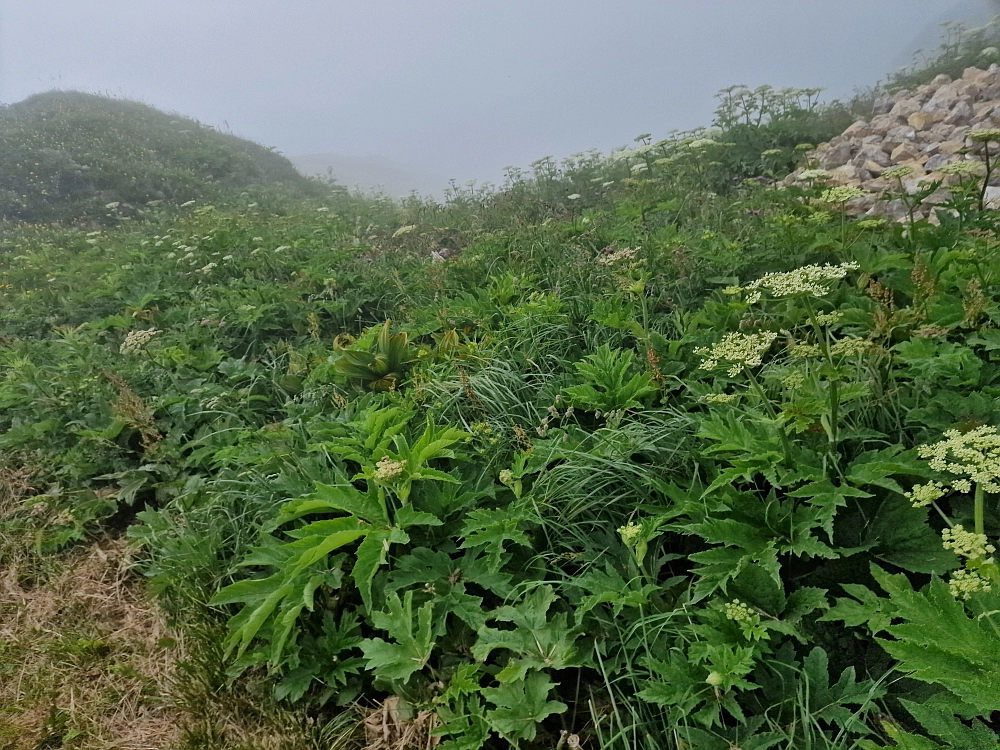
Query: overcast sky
1 1 996 193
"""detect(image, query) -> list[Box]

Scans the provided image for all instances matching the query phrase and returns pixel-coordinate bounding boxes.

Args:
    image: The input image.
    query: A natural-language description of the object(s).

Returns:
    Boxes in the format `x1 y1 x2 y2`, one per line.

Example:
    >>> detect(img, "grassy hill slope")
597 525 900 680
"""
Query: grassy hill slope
0 91 323 223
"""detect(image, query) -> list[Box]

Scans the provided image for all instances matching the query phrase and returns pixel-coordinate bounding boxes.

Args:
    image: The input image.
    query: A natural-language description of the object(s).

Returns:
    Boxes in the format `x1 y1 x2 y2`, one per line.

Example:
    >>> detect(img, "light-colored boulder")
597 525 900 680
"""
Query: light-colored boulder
872 94 895 116
862 177 890 192
820 141 854 169
924 154 956 171
863 160 887 176
963 66 990 83
831 163 863 182
974 101 996 118
984 185 1000 210
853 144 891 167
843 120 873 138
908 111 943 130
939 140 966 154
883 126 917 153
870 114 905 135
923 85 960 115
890 99 921 118
891 142 922 162
944 99 974 125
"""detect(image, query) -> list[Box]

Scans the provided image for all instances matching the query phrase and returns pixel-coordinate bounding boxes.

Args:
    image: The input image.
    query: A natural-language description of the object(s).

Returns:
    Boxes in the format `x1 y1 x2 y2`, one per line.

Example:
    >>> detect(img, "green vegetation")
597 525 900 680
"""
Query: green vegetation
4 36 1000 749
0 91 322 224
889 17 1000 91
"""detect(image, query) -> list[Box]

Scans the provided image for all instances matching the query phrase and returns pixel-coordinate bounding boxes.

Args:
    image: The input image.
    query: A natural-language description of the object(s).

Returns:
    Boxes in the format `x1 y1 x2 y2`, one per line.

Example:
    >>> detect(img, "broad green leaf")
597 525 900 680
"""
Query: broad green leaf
460 505 533 570
472 586 581 683
360 590 435 682
353 525 409 614
483 672 567 745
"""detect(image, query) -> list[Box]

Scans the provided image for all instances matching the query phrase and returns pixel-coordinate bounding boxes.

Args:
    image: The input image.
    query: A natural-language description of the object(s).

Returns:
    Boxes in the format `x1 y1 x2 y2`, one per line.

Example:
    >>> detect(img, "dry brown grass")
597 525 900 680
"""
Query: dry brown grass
361 698 437 750
0 537 181 750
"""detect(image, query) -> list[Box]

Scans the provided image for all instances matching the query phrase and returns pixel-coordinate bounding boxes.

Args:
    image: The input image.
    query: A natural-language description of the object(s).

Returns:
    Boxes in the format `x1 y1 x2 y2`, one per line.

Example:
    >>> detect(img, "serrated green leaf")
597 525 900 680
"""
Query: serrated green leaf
360 590 435 681
483 672 567 744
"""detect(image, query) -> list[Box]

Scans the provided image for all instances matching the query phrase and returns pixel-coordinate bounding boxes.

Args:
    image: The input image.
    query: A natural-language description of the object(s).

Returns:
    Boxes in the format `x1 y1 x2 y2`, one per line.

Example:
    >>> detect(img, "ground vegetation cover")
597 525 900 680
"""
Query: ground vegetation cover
3 23 1000 750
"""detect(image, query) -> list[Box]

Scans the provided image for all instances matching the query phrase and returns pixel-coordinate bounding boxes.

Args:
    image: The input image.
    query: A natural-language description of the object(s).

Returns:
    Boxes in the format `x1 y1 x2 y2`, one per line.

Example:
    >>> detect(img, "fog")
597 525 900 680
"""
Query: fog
2 0 998 195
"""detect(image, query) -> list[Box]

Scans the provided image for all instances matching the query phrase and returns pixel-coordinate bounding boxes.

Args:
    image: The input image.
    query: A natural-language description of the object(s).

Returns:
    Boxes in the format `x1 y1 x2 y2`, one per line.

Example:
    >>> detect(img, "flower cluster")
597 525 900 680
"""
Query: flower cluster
917 426 1000 495
735 262 858 304
798 169 832 182
781 371 806 389
906 481 946 508
723 599 757 624
696 331 778 376
597 248 639 266
938 160 987 177
882 165 916 180
820 186 866 204
941 525 996 560
856 218 887 229
120 328 161 355
373 456 407 482
830 338 871 357
704 393 739 404
789 343 822 358
815 311 844 326
949 568 992 599
498 469 514 487
968 128 1000 143
618 522 642 547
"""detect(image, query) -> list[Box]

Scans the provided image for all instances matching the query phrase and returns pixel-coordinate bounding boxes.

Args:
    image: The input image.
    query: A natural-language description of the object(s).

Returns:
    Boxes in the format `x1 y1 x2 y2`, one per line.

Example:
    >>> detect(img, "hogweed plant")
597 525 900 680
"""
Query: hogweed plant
907 426 1000 598
967 128 1000 211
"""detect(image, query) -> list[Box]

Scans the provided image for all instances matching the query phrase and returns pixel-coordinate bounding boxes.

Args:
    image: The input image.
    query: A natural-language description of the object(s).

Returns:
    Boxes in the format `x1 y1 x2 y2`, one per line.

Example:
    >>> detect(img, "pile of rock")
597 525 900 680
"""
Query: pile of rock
784 65 1000 219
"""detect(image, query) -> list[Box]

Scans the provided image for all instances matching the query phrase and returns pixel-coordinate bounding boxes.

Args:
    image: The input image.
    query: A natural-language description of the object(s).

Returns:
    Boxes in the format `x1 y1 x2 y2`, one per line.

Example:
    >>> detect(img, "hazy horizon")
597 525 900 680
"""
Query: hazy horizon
3 1 999 195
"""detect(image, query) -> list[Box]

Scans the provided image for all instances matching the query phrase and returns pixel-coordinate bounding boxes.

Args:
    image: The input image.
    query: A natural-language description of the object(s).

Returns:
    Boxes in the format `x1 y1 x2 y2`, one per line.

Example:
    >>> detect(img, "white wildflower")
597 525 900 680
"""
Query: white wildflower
373 456 407 482
942 524 996 560
696 331 778 377
949 568 992 599
741 263 858 303
906 481 947 508
917 426 1000 495
821 186 866 203
618 522 642 547
120 328 161 355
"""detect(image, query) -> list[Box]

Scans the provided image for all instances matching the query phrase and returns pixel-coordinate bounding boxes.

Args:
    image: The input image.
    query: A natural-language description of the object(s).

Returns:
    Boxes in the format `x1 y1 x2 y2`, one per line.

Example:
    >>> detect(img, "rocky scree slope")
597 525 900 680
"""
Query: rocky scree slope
785 65 1000 219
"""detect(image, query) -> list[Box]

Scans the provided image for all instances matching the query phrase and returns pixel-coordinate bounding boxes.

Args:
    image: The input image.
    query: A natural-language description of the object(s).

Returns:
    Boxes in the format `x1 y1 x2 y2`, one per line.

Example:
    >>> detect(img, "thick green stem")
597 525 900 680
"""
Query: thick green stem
979 143 993 212
805 306 840 454
975 483 985 537
745 368 792 464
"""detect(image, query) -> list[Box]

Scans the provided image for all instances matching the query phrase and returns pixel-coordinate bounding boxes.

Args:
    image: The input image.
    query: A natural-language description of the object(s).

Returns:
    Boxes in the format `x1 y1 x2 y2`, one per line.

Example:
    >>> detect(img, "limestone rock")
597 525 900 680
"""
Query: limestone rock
843 120 872 138
853 145 891 168
908 111 942 131
872 94 894 116
793 67 1000 219
924 153 956 171
944 99 974 126
985 185 1000 210
890 142 921 162
820 141 854 169
890 99 921 118
869 114 904 135
863 160 886 176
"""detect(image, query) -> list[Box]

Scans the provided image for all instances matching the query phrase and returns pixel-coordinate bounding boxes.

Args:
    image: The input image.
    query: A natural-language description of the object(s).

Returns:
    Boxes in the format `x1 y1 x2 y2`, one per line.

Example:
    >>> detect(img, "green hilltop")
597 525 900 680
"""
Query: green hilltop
0 91 323 223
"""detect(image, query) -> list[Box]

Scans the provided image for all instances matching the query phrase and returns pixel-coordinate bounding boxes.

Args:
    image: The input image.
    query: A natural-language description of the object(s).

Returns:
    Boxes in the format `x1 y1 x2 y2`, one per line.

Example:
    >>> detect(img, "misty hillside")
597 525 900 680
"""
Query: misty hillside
0 91 322 223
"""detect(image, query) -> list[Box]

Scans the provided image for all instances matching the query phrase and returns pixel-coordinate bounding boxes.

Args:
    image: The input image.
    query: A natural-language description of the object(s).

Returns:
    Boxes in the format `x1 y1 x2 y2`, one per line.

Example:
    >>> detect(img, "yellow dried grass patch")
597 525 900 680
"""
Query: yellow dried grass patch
0 537 181 750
